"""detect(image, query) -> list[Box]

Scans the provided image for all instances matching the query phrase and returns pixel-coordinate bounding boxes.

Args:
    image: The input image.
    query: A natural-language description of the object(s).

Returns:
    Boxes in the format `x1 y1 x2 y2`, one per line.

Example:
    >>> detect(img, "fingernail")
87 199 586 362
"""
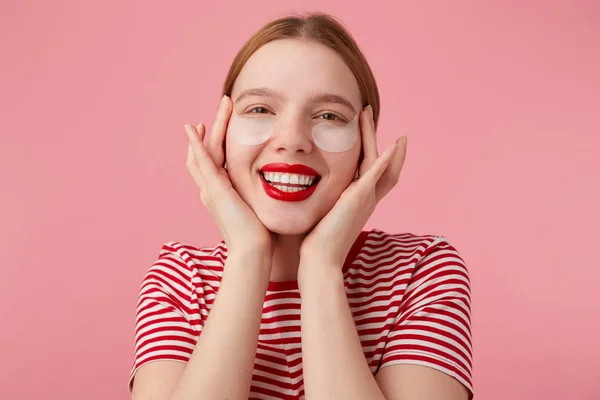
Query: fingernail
367 104 373 118
397 136 407 146
220 95 229 110
184 124 193 137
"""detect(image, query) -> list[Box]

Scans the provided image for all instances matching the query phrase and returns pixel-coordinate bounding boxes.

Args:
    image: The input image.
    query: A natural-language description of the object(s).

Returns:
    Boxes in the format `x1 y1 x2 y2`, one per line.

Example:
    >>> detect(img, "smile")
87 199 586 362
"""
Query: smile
259 163 321 202
261 172 318 192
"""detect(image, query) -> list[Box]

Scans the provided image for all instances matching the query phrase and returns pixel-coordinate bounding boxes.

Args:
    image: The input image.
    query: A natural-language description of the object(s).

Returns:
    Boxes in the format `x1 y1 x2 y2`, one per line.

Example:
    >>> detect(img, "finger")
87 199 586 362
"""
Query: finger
356 141 397 190
185 123 219 183
185 124 207 187
196 123 204 139
359 105 378 176
207 95 232 167
376 136 407 202
186 142 206 188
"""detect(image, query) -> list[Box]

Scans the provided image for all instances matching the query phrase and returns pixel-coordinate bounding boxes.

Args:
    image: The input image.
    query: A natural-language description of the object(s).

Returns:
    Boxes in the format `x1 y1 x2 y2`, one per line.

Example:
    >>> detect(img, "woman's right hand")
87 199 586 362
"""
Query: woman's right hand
185 95 273 259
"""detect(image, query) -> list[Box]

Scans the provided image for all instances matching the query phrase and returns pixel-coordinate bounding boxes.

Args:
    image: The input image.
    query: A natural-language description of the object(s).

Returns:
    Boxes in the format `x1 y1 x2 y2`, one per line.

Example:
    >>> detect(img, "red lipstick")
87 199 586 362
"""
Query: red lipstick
260 163 320 176
259 163 321 202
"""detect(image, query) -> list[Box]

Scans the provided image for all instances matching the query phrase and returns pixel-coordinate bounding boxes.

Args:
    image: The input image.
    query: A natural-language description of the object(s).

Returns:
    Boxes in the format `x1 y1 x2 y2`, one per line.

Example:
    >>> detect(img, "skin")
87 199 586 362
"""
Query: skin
224 38 365 281
131 38 469 400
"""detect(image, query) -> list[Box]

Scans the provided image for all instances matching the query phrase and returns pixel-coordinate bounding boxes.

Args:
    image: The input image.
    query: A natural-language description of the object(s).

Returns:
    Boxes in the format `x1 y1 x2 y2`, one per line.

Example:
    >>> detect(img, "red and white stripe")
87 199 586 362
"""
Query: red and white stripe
129 229 473 399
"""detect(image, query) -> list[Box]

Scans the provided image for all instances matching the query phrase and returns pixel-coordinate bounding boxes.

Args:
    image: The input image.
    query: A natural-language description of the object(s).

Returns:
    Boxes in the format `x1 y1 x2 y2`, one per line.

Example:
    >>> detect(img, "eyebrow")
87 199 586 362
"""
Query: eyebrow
235 87 283 103
308 92 356 112
235 87 356 112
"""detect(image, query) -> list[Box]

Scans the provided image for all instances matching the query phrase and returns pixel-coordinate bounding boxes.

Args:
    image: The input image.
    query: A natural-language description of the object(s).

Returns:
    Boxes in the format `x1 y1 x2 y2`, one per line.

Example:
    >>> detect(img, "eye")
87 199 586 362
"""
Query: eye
249 106 271 114
319 113 344 122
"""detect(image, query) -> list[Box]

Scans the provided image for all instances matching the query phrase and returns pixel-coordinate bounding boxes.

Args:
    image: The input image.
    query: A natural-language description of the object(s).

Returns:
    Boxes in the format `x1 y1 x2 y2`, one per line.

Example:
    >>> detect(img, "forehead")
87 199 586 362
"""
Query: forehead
231 39 362 109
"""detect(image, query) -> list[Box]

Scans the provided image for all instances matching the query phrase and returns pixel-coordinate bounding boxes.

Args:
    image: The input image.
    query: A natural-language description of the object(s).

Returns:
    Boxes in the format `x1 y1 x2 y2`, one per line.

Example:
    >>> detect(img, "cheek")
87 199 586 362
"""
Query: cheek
224 138 261 187
340 145 362 177
325 146 361 189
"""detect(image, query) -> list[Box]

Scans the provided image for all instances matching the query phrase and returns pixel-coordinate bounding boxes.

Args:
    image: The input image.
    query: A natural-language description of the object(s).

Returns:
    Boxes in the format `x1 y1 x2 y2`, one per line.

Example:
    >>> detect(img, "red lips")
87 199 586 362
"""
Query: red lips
259 163 321 202
260 163 320 176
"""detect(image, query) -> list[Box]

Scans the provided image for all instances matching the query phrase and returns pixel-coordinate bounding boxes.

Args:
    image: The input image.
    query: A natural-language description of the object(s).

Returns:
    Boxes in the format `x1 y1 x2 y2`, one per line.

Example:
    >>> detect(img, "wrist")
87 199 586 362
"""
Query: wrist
300 245 348 268
229 236 271 254
225 248 272 278
297 260 344 295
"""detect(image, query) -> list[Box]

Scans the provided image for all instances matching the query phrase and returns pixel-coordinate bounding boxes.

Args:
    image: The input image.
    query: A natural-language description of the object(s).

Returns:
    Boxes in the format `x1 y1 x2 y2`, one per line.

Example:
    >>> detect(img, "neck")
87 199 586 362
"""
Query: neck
269 233 305 282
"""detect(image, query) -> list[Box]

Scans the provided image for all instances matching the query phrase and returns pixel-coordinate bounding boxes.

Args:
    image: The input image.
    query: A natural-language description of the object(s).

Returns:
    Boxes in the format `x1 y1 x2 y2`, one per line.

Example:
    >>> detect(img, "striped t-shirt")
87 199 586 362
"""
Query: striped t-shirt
129 229 473 399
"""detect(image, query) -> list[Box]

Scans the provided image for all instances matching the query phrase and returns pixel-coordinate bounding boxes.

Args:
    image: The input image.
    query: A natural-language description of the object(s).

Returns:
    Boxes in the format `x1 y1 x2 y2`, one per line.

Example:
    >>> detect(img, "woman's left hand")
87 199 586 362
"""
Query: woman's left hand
299 105 408 278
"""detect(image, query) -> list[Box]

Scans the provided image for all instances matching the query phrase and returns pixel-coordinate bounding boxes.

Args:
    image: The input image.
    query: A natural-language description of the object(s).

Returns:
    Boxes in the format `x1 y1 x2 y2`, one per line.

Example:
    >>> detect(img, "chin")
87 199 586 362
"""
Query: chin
257 209 318 236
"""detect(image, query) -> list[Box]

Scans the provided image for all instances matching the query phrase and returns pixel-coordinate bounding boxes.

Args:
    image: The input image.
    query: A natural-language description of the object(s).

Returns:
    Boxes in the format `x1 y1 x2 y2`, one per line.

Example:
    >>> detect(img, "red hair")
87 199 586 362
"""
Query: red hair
221 12 381 128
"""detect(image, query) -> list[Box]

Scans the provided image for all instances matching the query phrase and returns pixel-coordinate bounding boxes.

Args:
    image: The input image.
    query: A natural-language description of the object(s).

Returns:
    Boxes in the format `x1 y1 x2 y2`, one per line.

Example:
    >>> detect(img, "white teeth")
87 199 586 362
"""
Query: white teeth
263 172 318 185
271 184 307 192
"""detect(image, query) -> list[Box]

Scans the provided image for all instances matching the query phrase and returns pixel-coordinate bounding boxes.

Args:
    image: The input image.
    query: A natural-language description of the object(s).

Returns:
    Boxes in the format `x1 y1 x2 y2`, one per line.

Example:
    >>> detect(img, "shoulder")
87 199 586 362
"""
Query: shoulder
352 229 470 297
140 240 228 291
155 240 228 268
361 229 447 252
367 231 473 395
358 229 462 262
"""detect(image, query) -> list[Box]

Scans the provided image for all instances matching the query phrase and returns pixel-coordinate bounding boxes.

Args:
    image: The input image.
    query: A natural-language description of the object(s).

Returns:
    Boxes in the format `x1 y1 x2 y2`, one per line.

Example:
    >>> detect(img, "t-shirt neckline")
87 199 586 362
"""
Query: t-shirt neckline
266 230 370 292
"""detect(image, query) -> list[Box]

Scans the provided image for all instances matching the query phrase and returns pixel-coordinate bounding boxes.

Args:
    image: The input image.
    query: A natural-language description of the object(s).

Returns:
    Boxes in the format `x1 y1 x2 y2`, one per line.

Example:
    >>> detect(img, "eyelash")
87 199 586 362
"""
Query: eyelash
248 107 343 122
319 113 341 121
249 106 271 114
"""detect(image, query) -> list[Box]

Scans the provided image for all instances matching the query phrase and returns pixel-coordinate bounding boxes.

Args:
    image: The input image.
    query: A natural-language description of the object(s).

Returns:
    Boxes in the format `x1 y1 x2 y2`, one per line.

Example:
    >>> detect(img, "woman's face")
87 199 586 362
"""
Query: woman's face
226 38 363 235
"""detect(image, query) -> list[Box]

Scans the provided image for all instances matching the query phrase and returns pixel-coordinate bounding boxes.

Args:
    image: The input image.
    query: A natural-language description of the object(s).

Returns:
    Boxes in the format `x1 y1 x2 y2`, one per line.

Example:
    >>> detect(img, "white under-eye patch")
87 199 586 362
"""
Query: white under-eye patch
227 111 359 153
311 115 359 153
227 112 274 146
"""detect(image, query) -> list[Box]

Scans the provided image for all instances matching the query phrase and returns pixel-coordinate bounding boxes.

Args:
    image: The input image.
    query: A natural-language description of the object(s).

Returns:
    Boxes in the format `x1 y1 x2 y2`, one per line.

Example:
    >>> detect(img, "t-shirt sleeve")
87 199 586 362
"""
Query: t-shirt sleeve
379 236 474 397
128 244 200 392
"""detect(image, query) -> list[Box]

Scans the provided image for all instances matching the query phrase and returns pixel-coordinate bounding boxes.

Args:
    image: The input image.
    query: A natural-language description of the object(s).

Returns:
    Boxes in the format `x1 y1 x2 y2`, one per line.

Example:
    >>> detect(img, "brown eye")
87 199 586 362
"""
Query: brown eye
320 113 339 121
250 107 270 114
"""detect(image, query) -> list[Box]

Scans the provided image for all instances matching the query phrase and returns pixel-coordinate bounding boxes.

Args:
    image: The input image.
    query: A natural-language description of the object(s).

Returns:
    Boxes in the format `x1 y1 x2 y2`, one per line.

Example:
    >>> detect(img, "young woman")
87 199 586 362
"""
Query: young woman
129 13 473 400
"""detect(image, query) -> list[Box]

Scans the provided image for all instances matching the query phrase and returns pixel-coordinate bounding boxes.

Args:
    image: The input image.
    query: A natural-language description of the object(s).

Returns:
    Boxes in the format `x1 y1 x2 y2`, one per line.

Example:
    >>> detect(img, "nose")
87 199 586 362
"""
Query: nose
268 116 314 154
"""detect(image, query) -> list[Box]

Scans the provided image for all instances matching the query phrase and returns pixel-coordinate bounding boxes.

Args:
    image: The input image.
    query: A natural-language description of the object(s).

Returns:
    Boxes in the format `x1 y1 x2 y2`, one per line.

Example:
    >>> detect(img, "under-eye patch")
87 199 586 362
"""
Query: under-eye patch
227 112 274 146
311 115 359 153
227 112 359 153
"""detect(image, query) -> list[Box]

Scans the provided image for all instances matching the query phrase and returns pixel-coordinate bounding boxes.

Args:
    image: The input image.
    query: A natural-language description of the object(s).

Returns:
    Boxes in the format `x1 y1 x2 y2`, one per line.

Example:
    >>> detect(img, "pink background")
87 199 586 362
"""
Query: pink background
1 0 599 399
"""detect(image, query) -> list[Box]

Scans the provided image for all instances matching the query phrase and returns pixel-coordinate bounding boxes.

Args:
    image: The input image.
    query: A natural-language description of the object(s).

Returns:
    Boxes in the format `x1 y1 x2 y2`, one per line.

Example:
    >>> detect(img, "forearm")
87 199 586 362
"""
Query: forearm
170 251 271 400
299 266 386 400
